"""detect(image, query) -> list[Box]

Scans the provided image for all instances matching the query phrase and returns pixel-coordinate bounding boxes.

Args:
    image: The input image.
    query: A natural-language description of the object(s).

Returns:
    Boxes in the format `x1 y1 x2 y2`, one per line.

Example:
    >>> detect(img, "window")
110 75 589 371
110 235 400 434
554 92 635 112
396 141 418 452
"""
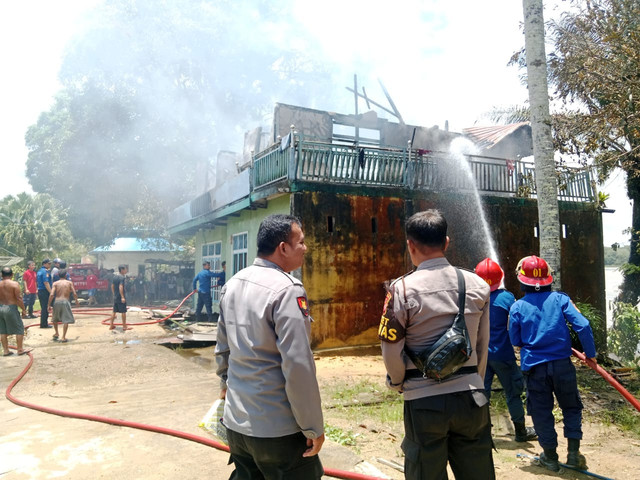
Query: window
202 241 222 301
232 232 248 274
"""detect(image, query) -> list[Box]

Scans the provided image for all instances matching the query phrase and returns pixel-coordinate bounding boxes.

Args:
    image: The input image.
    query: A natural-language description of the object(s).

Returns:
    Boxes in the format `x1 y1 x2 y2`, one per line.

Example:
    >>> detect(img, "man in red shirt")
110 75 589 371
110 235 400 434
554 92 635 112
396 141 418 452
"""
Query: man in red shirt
22 261 37 319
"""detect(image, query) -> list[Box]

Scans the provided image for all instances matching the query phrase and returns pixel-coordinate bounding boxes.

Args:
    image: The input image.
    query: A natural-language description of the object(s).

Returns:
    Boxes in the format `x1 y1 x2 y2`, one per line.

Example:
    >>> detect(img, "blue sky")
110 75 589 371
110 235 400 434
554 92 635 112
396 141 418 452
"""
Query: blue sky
0 0 631 246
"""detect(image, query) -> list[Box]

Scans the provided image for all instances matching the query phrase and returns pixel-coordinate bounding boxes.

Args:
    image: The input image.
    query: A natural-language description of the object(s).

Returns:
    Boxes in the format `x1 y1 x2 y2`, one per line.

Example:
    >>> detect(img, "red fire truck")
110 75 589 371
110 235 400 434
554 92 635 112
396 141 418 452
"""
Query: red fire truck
68 263 111 302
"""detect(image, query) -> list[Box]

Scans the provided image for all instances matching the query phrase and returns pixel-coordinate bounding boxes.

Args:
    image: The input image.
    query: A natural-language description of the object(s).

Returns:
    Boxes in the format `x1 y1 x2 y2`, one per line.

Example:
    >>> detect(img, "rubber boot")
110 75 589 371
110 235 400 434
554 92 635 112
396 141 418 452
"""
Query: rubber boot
514 421 537 442
538 448 560 472
566 438 588 470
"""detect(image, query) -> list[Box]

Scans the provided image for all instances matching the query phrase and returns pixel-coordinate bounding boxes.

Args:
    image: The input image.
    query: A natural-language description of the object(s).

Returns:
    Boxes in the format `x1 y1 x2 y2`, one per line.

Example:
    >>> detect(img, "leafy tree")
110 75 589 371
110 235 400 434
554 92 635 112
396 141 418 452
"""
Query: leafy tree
604 245 631 267
522 0 562 286
609 303 640 365
0 193 74 264
546 0 640 302
25 0 334 244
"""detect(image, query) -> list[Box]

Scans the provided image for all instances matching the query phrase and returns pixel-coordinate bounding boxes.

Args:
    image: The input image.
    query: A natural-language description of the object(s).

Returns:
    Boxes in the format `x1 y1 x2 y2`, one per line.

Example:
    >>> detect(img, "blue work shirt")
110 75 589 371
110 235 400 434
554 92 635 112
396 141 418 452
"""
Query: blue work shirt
193 269 225 294
36 267 52 291
509 291 596 371
488 289 517 362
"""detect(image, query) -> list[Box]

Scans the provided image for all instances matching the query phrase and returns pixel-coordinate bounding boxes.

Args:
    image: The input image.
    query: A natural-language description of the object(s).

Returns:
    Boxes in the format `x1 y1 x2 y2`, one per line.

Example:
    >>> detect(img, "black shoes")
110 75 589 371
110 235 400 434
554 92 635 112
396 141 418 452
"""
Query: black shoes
538 450 560 472
566 451 588 470
514 422 537 442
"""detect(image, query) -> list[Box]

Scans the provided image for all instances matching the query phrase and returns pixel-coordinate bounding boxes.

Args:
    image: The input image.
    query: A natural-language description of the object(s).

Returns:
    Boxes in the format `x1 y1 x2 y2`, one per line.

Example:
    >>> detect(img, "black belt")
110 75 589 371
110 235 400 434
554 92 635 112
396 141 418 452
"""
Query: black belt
404 366 478 380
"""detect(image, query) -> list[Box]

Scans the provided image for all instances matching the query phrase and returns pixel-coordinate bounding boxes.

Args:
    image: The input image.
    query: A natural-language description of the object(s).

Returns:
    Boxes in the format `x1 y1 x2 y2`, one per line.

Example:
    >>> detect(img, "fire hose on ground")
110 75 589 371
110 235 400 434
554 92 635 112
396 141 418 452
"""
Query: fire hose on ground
7 293 388 480
572 348 640 412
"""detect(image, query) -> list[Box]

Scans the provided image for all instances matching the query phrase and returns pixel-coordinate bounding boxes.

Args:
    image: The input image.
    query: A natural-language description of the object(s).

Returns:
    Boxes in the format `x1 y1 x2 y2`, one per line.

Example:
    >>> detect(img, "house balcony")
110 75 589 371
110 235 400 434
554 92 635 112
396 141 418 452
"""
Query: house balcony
168 134 595 234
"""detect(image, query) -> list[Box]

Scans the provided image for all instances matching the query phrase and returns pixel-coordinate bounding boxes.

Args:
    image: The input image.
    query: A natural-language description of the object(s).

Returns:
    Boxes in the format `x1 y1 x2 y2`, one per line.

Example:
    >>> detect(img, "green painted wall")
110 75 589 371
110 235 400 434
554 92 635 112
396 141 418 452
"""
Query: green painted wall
194 194 291 274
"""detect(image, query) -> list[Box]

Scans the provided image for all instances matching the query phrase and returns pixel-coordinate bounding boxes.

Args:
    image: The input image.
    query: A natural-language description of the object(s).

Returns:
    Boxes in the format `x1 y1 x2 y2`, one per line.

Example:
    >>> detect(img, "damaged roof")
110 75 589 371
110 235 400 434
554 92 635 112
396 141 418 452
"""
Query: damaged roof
463 122 530 150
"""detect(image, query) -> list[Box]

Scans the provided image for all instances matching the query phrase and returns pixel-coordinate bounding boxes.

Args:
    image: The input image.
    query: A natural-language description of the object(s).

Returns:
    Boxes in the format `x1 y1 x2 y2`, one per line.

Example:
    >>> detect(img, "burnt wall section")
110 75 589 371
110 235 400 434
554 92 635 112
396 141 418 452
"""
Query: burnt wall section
292 192 407 349
292 191 605 350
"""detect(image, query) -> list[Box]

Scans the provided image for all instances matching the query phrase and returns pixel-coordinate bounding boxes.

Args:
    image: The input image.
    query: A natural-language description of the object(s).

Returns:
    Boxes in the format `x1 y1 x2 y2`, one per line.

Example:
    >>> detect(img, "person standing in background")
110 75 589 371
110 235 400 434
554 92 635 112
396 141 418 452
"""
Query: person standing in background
37 259 52 328
22 261 37 319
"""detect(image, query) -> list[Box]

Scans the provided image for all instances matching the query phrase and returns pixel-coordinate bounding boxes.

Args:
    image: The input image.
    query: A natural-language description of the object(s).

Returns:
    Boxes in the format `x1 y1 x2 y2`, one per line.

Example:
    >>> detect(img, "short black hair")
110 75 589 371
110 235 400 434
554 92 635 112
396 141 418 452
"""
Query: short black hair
118 265 127 273
405 209 448 248
58 268 67 278
203 261 211 266
257 214 302 256
221 261 226 267
1 267 12 278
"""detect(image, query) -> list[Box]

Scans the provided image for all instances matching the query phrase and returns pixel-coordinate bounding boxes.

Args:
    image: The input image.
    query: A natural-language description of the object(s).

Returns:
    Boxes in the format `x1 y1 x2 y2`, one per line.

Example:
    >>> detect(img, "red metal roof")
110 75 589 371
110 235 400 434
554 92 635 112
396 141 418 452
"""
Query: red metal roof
463 122 530 150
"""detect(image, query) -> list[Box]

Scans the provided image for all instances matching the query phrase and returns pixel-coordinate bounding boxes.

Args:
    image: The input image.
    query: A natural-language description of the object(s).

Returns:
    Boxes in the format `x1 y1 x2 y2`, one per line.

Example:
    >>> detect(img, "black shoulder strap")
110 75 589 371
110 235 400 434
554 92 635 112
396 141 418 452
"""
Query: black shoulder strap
403 267 468 375
455 268 466 316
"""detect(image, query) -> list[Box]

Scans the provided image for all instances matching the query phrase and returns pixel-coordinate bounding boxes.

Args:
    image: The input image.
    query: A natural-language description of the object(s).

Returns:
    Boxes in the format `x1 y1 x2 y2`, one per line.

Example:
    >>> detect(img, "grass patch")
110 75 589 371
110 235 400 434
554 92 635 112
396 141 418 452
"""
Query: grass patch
330 378 398 403
328 378 403 423
324 423 358 446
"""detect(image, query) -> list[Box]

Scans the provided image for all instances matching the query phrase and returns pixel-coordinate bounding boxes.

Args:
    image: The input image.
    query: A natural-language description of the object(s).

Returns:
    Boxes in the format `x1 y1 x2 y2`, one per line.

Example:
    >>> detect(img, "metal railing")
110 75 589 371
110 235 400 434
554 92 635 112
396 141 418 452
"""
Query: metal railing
251 136 595 202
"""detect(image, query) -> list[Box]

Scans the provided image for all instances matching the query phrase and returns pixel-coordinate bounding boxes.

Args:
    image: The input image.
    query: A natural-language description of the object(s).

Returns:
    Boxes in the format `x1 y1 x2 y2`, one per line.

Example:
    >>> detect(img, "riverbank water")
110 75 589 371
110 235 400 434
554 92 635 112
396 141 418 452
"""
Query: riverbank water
605 266 624 328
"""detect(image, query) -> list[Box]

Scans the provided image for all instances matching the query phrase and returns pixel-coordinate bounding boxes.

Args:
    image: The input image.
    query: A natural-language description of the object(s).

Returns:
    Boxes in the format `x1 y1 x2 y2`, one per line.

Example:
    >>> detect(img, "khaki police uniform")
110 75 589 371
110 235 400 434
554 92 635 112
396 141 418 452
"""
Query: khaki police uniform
380 257 494 480
215 257 323 479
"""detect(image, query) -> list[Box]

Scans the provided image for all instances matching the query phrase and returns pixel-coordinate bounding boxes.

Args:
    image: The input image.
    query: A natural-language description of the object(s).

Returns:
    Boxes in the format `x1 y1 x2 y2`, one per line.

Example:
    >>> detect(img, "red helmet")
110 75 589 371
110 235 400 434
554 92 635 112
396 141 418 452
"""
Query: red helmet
474 258 504 292
517 255 553 287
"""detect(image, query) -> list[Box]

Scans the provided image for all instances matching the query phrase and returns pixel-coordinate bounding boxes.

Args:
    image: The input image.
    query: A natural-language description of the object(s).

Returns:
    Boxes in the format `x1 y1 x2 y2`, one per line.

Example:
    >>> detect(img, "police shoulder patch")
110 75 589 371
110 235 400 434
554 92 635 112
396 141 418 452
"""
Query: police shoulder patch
297 296 310 317
378 290 405 343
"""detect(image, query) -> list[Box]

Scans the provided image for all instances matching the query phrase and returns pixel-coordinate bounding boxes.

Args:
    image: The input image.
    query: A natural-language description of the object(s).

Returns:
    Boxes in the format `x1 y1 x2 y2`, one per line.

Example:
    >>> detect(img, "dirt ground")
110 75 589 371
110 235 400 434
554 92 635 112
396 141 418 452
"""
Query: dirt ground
1 308 639 480
314 349 640 480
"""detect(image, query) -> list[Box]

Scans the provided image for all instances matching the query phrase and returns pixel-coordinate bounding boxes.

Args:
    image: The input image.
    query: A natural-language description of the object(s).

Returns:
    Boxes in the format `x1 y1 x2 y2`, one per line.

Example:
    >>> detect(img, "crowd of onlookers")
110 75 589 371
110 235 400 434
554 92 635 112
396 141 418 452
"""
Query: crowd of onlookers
98 270 195 305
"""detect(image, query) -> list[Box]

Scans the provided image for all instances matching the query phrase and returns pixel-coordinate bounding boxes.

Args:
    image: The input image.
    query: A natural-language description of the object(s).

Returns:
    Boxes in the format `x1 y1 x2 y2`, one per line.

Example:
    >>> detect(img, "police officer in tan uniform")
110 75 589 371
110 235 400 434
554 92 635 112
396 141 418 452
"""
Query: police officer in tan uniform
215 214 324 479
379 209 494 480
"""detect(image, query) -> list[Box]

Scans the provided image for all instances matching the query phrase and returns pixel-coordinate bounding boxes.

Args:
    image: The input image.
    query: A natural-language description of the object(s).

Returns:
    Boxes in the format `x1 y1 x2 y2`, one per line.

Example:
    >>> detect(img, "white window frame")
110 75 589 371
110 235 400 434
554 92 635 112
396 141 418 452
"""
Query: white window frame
202 241 222 301
232 232 248 274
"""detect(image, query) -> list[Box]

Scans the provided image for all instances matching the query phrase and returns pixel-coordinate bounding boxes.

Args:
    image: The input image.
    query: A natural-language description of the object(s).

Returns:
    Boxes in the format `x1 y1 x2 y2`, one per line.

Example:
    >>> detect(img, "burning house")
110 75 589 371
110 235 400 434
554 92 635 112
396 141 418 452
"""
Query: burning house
168 103 605 349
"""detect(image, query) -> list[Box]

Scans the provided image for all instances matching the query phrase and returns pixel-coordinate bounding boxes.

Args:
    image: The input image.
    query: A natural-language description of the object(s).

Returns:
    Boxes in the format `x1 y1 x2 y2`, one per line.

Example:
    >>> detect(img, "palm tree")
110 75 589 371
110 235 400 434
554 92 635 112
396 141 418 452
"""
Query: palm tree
0 193 72 263
522 0 562 287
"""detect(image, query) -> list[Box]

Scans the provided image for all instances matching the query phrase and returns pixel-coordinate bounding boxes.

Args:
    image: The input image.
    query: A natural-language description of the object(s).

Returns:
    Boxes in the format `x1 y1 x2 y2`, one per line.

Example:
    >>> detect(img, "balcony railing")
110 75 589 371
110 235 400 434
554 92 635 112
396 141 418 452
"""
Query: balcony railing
251 136 595 202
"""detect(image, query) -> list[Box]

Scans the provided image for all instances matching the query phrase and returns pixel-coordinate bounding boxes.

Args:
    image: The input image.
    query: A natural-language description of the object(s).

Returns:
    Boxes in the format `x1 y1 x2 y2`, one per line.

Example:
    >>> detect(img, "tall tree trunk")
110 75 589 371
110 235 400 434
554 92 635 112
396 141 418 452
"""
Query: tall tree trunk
620 173 640 304
523 0 562 287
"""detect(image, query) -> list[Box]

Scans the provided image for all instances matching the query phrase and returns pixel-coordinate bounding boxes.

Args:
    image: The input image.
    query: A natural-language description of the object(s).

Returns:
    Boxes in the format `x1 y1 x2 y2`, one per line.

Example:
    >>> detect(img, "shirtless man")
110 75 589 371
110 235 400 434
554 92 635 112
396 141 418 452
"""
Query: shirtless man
0 267 29 356
48 268 79 343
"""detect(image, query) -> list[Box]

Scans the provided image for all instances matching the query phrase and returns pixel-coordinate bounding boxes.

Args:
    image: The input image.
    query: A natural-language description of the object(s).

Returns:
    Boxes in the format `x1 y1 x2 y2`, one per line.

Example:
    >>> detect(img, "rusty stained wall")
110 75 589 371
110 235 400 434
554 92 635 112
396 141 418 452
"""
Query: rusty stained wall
294 192 408 349
292 191 605 350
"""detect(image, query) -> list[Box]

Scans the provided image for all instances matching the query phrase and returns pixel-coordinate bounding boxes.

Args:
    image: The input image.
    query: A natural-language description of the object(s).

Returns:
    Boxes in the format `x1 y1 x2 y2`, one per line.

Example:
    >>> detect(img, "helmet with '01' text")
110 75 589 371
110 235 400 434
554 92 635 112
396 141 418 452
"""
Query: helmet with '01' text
474 258 504 292
516 255 553 287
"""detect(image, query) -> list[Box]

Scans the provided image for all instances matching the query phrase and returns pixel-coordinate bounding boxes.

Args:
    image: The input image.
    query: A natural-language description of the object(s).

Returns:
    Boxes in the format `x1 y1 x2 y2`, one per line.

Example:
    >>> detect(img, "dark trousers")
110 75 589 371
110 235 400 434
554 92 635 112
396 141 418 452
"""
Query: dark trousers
38 290 50 327
524 357 583 449
484 358 526 424
403 390 495 480
195 291 213 322
226 429 323 480
23 293 36 315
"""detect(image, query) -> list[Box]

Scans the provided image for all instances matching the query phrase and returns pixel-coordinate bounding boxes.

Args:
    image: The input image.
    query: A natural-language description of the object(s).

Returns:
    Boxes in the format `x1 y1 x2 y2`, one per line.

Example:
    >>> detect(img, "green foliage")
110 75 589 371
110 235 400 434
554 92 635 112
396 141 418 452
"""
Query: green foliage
324 424 358 446
609 303 640 365
605 245 630 266
544 0 640 301
621 262 640 276
573 301 606 353
0 193 74 264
